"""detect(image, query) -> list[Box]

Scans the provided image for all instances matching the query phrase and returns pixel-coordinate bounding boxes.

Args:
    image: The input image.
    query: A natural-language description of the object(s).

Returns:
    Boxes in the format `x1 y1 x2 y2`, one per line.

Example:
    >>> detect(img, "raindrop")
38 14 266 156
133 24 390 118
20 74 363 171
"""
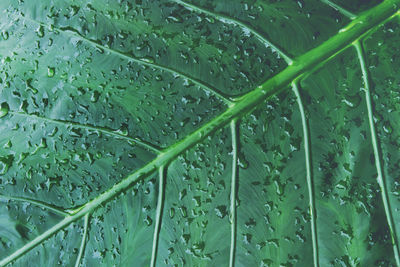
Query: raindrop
274 180 285 196
238 152 249 169
342 93 361 108
36 25 45 38
2 31 9 40
3 140 12 148
215 205 227 218
243 233 252 244
47 67 55 77
91 90 100 102
179 206 187 218
114 123 129 136
261 259 273 266
39 138 47 148
169 207 175 218
0 155 14 175
0 102 10 118
181 234 190 245
141 56 155 63
145 215 153 226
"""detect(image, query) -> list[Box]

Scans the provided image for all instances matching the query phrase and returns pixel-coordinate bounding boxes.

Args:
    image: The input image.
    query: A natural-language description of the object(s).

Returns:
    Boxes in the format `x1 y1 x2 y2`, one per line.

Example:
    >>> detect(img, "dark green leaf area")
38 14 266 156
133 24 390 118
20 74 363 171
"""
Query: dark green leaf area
365 19 400 261
333 0 383 13
301 48 395 266
159 129 232 266
183 0 350 56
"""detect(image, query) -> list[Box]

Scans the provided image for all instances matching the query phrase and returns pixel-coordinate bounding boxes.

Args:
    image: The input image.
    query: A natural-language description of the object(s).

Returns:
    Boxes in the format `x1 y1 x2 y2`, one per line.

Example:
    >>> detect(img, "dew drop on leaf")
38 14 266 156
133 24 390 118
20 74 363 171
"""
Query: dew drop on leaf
47 67 55 77
261 258 274 266
169 207 175 218
181 234 190 245
0 102 10 118
36 25 44 38
179 206 188 218
39 138 47 148
1 31 9 40
114 123 129 136
145 216 153 226
273 179 285 196
91 90 100 103
141 56 155 63
238 152 249 169
0 155 14 175
342 93 361 108
243 233 252 244
215 205 227 218
3 140 12 148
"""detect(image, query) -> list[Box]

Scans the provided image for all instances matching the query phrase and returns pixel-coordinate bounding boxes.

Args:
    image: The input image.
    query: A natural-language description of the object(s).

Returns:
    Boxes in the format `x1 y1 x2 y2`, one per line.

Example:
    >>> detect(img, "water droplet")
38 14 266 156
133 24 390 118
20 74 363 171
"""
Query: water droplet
169 208 175 218
141 56 155 63
0 155 14 174
261 259 273 266
47 67 55 77
342 93 361 108
39 138 47 148
274 180 285 196
2 31 9 40
215 205 227 218
90 90 100 102
192 241 205 253
114 123 129 136
145 215 153 226
243 233 252 244
179 206 188 218
36 25 45 38
238 152 249 169
0 102 10 118
3 140 12 149
181 234 190 245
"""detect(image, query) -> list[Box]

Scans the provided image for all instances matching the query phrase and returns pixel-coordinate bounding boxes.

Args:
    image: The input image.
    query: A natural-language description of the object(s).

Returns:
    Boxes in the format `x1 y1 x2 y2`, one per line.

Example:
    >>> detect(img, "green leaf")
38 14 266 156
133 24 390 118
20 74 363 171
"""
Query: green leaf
1 0 400 266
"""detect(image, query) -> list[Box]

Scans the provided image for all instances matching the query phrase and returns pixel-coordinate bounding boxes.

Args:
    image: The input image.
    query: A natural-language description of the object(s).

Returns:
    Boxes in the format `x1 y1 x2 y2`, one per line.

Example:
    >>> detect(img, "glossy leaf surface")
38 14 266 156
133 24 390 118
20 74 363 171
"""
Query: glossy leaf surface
1 0 400 266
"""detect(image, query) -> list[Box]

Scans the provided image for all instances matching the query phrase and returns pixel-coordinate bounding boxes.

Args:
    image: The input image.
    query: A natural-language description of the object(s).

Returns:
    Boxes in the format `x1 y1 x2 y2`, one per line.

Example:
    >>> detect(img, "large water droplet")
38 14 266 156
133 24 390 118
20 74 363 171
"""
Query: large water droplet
0 155 14 174
0 102 10 118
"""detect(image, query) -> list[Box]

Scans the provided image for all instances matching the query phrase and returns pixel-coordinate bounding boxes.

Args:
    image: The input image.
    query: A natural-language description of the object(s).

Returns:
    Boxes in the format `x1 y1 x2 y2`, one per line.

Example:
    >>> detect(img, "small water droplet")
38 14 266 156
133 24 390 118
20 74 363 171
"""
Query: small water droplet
90 90 100 102
2 31 9 40
215 205 227 218
3 140 12 149
47 67 55 77
141 56 155 63
36 25 45 38
114 123 129 136
169 207 175 218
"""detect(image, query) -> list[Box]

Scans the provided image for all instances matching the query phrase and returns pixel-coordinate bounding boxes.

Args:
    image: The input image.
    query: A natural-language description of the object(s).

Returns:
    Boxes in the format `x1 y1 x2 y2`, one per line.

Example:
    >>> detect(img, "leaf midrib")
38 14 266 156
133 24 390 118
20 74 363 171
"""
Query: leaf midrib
1 0 399 265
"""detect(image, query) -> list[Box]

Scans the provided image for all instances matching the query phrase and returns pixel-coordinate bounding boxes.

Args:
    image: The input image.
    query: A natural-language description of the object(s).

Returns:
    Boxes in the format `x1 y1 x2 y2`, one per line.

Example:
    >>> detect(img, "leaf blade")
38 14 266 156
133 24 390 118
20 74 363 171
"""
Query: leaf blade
1 0 400 265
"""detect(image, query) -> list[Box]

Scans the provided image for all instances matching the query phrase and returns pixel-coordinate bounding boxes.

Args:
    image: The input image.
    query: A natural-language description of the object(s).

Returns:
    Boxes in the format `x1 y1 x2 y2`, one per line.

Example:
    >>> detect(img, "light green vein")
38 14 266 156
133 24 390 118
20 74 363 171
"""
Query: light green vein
292 81 319 267
1 1 398 265
229 120 238 267
170 0 293 65
74 214 89 267
10 111 161 154
354 40 400 266
17 15 232 106
0 194 69 217
320 0 356 19
150 166 166 267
